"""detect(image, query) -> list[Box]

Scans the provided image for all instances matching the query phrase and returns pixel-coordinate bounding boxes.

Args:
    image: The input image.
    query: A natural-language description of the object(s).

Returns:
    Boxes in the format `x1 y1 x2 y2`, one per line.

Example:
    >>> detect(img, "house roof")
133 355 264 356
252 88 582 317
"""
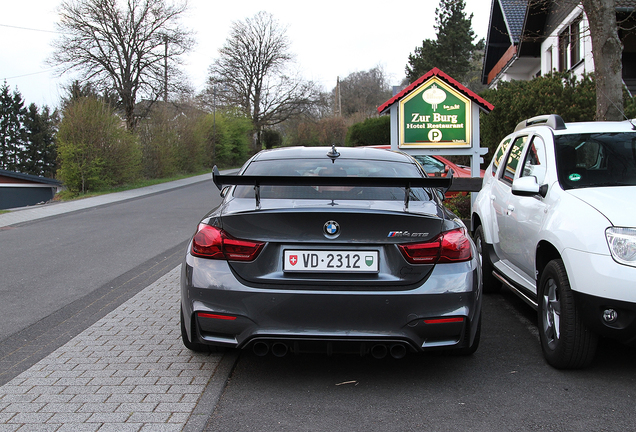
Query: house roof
482 0 636 86
0 169 61 186
500 0 529 44
481 0 530 85
377 67 494 114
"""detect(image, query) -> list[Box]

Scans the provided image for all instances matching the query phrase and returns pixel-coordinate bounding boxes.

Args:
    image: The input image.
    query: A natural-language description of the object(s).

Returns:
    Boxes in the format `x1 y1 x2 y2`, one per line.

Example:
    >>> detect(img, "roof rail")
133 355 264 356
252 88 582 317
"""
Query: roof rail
514 114 566 132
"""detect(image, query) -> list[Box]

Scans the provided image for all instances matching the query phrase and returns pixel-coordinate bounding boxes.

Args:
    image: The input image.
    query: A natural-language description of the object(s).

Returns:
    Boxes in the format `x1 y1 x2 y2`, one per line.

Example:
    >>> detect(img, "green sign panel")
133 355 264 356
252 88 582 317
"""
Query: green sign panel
399 77 471 148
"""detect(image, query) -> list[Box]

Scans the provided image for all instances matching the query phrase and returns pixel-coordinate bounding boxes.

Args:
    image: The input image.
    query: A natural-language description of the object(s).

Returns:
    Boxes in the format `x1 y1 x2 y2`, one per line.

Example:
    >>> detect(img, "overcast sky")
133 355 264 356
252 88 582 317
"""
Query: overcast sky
0 0 493 109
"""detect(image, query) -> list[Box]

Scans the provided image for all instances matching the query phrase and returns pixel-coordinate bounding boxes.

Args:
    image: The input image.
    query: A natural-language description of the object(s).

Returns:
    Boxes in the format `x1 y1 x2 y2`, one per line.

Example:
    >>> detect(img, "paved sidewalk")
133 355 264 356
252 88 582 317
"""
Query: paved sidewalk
0 266 234 432
0 173 212 229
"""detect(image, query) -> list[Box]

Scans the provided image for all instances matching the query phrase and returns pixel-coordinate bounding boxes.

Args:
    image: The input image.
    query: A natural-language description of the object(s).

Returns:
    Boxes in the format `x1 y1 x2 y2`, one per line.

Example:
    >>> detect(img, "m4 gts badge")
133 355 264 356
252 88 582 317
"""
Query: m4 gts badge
387 231 429 238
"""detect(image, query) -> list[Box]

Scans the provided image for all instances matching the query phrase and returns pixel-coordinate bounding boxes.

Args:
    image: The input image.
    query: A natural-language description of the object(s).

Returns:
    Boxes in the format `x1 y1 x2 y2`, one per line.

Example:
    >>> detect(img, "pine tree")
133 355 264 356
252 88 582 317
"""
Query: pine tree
23 104 59 178
0 82 27 172
405 0 482 85
0 83 13 170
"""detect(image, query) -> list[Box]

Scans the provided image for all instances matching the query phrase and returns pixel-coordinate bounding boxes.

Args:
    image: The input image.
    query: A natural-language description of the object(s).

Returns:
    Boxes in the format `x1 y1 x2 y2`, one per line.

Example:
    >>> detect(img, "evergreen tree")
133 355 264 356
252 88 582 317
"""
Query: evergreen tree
406 0 482 85
0 82 27 171
23 104 59 178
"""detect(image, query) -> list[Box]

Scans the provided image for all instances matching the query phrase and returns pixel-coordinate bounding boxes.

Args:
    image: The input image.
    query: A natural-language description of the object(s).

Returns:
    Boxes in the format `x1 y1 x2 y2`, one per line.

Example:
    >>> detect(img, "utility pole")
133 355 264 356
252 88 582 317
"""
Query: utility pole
163 35 168 102
334 76 342 117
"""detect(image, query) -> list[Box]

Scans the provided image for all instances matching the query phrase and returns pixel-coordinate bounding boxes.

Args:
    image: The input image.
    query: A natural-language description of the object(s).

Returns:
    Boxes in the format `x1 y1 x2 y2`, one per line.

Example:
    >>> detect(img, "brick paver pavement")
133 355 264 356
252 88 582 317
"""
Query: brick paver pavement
0 266 225 431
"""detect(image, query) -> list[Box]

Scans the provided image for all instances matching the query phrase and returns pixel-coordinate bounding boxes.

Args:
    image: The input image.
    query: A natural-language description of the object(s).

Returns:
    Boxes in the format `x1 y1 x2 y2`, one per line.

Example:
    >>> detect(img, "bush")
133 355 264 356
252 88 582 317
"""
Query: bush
262 129 283 149
57 97 140 193
345 116 390 146
194 110 252 168
445 193 472 219
479 73 596 167
137 104 209 179
284 117 348 147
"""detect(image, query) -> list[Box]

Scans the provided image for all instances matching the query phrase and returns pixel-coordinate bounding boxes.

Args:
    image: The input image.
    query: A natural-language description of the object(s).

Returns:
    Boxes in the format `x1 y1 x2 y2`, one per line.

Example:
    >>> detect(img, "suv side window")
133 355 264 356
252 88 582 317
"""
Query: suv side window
521 136 547 184
501 136 527 184
492 138 512 175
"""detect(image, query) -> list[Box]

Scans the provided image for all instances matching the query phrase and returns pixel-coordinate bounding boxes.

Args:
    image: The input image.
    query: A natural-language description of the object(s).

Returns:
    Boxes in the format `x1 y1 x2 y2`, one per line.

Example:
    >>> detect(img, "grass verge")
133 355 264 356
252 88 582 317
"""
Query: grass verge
54 170 212 202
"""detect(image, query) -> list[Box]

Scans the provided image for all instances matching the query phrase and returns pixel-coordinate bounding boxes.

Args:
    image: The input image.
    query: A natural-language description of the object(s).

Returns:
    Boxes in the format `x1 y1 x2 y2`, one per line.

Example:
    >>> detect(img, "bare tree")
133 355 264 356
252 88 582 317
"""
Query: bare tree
582 0 624 120
335 67 392 119
205 11 320 152
50 0 194 130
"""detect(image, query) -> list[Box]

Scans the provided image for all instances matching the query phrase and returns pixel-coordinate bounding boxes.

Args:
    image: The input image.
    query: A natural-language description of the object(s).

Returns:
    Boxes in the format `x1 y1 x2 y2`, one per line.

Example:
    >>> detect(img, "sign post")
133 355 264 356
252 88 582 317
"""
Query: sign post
378 68 494 202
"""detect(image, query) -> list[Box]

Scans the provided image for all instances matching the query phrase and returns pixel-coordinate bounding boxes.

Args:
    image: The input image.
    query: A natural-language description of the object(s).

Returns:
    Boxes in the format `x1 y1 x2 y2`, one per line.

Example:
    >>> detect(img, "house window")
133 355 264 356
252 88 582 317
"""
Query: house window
570 16 582 66
559 15 583 71
559 28 569 71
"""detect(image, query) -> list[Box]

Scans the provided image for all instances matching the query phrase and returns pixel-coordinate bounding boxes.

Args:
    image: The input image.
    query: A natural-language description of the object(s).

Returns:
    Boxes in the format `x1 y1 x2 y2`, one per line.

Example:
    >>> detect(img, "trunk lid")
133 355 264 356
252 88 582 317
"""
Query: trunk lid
217 199 445 289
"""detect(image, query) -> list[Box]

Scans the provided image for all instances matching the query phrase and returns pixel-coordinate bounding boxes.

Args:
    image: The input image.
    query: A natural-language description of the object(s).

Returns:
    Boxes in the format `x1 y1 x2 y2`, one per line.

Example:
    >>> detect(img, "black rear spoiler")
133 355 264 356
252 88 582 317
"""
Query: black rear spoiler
212 166 452 211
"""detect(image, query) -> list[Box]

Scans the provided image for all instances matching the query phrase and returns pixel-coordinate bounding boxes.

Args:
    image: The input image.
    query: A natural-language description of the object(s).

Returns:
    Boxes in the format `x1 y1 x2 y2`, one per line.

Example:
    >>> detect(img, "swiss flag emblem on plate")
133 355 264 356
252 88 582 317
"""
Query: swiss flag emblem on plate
289 255 298 266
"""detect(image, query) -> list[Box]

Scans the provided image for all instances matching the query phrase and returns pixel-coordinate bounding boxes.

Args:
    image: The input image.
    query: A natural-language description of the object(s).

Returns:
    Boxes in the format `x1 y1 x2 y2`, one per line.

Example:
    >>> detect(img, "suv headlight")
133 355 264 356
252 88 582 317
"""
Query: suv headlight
606 227 636 267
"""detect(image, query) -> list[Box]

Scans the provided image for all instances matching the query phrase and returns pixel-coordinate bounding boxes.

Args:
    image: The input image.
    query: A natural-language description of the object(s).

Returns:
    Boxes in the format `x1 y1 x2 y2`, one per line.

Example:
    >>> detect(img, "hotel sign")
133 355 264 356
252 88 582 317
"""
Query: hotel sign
399 76 471 148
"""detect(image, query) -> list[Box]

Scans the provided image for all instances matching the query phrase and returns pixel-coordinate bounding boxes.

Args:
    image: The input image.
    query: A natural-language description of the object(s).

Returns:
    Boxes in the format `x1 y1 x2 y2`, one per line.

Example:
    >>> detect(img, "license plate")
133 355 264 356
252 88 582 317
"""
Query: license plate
284 250 379 272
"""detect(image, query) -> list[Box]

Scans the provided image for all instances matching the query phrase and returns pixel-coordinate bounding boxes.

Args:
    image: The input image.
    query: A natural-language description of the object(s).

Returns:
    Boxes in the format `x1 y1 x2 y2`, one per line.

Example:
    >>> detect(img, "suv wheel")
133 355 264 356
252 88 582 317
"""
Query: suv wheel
474 225 500 293
538 259 597 369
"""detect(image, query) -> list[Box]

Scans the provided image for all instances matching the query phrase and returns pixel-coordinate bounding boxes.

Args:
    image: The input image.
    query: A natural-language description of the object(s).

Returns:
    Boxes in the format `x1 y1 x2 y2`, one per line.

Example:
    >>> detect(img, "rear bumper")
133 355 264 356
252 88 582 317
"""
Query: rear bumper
181 252 481 354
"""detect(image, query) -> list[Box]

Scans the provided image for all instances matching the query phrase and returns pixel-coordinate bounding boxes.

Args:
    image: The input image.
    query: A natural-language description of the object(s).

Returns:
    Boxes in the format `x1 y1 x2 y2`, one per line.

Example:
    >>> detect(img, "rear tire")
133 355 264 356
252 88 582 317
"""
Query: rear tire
474 225 500 293
538 259 597 369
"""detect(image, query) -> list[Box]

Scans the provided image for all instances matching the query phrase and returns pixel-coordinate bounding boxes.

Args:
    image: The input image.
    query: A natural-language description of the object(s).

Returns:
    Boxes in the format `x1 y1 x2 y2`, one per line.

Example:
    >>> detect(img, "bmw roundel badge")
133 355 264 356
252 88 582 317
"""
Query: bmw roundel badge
324 220 340 237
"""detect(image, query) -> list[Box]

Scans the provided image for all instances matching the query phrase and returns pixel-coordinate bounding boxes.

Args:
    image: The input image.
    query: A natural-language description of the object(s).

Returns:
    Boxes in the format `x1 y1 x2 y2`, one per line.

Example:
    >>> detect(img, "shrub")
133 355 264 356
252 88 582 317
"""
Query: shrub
345 116 390 146
57 97 140 193
479 73 596 167
445 193 472 219
137 104 209 179
194 110 252 168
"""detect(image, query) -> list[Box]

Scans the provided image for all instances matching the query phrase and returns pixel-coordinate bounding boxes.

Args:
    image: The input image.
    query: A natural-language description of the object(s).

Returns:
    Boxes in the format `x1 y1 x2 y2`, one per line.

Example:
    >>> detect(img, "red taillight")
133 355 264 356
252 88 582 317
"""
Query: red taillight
423 317 464 324
438 228 473 263
197 312 237 321
398 228 472 264
191 224 264 261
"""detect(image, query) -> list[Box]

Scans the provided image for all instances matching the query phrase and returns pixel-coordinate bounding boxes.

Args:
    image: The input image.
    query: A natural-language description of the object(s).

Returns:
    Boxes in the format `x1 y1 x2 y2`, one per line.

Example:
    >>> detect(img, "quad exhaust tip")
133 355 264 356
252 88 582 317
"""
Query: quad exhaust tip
252 341 408 359
252 341 269 356
271 343 289 357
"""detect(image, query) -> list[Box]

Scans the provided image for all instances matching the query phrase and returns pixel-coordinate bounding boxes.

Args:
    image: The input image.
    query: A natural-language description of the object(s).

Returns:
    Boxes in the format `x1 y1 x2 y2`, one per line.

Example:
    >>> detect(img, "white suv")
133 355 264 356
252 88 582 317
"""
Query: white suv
472 114 636 369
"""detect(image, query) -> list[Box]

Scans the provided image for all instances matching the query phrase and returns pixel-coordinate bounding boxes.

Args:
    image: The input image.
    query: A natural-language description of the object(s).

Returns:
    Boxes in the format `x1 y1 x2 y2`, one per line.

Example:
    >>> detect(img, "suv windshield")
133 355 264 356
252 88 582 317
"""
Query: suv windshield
556 132 636 190
234 159 430 201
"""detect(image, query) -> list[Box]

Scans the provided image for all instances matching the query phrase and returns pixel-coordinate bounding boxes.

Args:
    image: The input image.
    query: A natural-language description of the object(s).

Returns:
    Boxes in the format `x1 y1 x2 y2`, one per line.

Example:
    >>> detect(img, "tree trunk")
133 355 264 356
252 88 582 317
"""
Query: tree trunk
582 0 624 120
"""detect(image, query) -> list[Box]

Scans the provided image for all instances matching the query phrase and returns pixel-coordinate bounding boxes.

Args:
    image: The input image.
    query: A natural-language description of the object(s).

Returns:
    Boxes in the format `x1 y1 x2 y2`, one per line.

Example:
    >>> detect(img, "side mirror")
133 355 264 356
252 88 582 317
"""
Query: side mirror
512 176 547 198
220 186 230 198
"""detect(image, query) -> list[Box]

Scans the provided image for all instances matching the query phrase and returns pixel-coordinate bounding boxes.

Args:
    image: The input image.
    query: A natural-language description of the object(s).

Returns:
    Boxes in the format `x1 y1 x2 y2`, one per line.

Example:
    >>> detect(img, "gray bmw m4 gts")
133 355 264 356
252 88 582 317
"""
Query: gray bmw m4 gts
180 146 482 358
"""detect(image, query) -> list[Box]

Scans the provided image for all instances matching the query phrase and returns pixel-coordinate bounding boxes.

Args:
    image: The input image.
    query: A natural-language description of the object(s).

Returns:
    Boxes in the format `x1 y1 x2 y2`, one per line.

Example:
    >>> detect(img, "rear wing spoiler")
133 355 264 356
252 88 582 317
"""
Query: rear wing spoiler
212 166 452 211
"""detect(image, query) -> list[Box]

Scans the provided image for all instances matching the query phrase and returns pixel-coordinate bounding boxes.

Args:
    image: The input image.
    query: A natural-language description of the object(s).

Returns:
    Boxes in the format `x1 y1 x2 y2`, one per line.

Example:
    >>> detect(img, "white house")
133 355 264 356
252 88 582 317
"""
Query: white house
482 0 636 93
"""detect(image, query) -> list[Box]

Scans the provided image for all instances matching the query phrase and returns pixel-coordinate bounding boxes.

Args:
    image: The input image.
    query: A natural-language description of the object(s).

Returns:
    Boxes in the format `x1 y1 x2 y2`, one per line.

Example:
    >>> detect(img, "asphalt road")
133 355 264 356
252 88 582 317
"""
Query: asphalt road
0 179 221 383
205 288 636 432
3 178 636 431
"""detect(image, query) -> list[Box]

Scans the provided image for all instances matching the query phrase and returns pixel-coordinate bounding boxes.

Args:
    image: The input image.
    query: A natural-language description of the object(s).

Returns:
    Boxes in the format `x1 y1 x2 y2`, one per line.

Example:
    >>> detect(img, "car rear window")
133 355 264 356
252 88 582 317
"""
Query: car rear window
555 132 636 189
233 159 431 201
